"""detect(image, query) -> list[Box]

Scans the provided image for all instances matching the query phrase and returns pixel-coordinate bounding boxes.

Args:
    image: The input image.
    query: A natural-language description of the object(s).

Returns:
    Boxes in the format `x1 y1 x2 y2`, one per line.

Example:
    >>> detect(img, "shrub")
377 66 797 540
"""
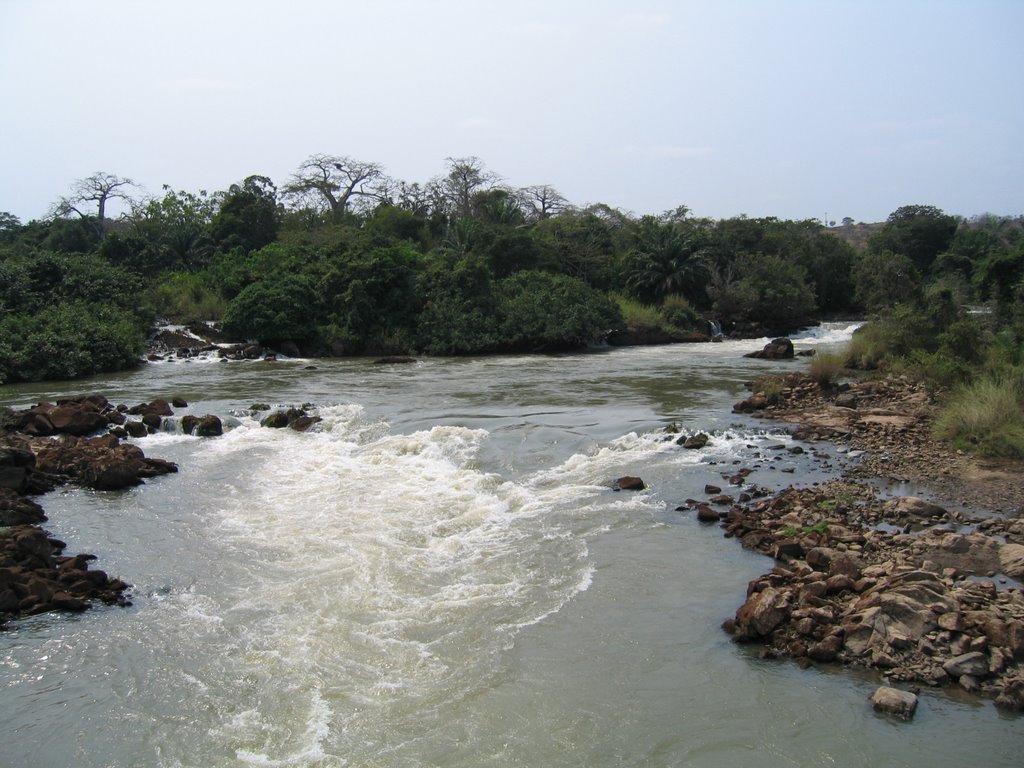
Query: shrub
496 271 622 351
809 351 844 388
614 295 663 330
0 302 144 383
934 373 1024 458
151 271 227 323
660 294 702 330
752 375 785 404
222 276 320 343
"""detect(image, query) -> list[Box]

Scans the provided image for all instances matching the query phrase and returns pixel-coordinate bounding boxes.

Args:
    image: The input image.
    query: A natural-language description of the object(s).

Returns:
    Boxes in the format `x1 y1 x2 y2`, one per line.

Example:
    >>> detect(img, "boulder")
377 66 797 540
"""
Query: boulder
871 686 918 719
733 394 769 413
47 404 108 436
744 338 794 360
1000 542 1024 579
887 496 946 519
696 504 720 523
942 651 990 679
181 415 223 437
734 587 790 640
679 433 709 449
842 571 954 658
34 435 178 491
613 476 646 492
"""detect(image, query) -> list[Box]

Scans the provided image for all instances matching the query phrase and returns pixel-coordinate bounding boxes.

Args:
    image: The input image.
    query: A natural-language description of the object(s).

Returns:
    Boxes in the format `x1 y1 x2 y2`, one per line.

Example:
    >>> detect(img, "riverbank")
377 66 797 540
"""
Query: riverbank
718 370 1024 711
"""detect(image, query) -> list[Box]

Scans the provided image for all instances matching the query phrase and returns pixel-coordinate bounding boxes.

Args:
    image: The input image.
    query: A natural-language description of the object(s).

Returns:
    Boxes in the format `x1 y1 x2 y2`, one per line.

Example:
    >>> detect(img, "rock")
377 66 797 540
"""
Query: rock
181 415 223 437
1000 542 1024 579
995 679 1024 711
887 496 946 519
288 415 321 432
34 435 178 491
871 686 918 719
807 634 843 662
279 340 302 358
613 476 645 492
46 404 108 436
679 433 709 449
709 494 734 506
124 420 149 438
733 394 768 413
696 504 720 523
942 651 990 679
129 399 174 418
171 397 189 408
0 489 46 526
744 338 795 360
734 587 790 640
704 484 722 495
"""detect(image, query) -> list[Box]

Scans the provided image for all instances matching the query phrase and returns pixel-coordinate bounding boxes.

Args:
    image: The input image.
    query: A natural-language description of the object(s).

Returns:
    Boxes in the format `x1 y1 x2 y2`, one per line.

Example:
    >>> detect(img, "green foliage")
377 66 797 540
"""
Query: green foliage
209 175 281 254
752 375 785 404
624 216 708 304
495 271 622 352
151 272 227 323
869 204 958 275
934 372 1024 458
222 276 320 342
416 254 499 355
614 295 664 331
659 294 702 330
728 253 816 330
852 249 920 311
809 351 844 387
318 244 422 353
0 302 144 383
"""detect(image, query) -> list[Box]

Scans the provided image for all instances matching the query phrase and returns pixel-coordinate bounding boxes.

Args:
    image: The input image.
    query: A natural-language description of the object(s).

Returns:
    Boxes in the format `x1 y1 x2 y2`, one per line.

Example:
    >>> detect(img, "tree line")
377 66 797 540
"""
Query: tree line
1 155 1022 385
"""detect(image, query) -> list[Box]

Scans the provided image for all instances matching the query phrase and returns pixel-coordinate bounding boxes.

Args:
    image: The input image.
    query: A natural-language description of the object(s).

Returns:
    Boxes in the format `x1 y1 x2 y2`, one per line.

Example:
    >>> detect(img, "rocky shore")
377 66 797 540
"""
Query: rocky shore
0 395 184 627
713 365 1024 713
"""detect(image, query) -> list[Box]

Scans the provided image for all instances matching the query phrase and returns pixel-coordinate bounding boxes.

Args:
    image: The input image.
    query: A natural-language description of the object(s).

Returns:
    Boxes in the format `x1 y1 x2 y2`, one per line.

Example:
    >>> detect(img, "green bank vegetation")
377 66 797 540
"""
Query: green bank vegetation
2 161 1023 464
832 206 1024 458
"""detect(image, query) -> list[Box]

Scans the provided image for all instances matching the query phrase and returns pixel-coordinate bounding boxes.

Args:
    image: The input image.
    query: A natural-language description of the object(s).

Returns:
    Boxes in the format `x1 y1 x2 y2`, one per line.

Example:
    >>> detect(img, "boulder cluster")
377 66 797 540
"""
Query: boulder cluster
709 368 1024 713
706 476 1024 711
0 394 216 627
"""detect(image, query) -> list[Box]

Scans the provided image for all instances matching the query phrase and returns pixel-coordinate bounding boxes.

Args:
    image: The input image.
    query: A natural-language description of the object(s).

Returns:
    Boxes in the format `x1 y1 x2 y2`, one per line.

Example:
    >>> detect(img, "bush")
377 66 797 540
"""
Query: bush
0 302 144 383
614 295 663 331
934 373 1024 458
151 271 227 323
660 294 702 330
222 276 320 343
496 271 622 351
809 351 844 387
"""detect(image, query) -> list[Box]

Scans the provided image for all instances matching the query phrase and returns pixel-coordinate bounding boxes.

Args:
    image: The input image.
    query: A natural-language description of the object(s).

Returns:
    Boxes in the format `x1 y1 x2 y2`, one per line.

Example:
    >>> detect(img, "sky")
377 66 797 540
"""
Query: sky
1 0 1022 224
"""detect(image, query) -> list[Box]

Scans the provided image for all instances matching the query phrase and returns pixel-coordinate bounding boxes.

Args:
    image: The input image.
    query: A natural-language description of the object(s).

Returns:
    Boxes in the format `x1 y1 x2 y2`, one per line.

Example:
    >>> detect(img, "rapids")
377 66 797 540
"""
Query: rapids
2 323 1021 767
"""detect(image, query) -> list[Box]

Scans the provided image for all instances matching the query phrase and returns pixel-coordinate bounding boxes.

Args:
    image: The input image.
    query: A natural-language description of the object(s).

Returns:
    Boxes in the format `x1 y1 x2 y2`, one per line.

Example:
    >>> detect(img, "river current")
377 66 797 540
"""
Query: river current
1 323 1020 767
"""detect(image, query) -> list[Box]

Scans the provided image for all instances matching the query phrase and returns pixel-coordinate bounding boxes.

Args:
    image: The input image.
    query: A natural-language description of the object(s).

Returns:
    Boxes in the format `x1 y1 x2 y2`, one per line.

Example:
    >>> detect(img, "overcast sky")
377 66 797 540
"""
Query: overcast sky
2 0 1022 224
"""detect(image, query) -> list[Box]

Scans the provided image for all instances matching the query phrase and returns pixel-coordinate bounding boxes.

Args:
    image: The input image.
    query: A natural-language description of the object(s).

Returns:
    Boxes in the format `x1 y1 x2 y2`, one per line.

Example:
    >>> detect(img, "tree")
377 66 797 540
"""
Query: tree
282 154 385 220
519 185 570 221
222 275 320 343
853 249 921 311
869 205 958 274
624 216 708 303
51 172 138 229
431 156 500 218
209 175 281 253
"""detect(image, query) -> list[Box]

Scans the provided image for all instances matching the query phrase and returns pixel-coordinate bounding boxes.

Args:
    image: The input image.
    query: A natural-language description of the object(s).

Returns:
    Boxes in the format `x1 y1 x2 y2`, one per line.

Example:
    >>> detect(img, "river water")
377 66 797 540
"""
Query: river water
1 324 1020 767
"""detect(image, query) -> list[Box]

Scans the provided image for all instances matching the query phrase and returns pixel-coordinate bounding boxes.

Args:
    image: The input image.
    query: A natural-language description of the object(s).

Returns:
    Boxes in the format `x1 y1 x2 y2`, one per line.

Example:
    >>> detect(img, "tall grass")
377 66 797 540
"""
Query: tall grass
809 351 845 387
150 272 226 323
613 295 664 330
934 370 1024 458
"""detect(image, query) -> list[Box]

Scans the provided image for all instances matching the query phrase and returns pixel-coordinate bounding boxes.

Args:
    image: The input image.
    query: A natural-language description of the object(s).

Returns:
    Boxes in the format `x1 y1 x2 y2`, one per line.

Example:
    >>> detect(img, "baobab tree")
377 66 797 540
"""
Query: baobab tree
519 184 570 221
51 171 139 226
281 154 385 220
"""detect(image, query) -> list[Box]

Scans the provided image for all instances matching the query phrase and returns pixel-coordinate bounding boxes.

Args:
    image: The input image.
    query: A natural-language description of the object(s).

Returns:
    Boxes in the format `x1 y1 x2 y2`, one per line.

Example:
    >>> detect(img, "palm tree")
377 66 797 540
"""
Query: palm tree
625 218 708 303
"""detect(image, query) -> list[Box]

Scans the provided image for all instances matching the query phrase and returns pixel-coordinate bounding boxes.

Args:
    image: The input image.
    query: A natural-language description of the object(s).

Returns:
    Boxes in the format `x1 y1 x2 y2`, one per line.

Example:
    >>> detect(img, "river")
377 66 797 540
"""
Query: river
1 323 1020 767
